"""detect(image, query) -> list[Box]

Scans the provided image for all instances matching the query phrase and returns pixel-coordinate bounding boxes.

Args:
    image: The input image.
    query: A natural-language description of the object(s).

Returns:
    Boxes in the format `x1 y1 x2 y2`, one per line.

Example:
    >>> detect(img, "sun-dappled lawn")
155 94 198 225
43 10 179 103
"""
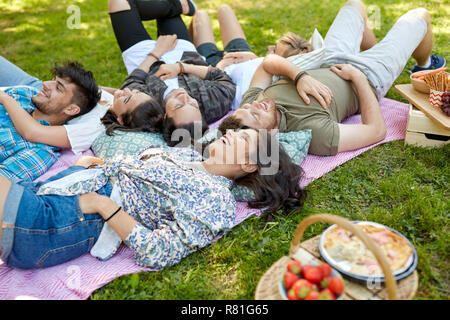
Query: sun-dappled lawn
0 0 448 300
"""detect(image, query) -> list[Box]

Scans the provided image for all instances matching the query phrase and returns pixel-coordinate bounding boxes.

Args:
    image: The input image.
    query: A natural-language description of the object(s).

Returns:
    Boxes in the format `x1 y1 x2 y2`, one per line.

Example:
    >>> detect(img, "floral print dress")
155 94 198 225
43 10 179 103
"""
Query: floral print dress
37 147 236 269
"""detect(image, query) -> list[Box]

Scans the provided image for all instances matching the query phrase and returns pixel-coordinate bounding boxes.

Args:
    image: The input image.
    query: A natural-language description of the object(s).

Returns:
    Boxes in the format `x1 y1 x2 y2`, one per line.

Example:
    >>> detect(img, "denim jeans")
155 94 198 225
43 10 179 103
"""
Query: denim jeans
0 55 42 90
1 166 112 269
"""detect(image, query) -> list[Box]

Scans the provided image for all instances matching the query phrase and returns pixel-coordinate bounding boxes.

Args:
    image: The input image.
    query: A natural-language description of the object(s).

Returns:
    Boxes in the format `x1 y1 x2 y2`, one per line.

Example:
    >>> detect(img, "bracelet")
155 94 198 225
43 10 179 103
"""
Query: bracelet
148 52 160 61
105 206 121 222
294 71 309 86
177 61 185 75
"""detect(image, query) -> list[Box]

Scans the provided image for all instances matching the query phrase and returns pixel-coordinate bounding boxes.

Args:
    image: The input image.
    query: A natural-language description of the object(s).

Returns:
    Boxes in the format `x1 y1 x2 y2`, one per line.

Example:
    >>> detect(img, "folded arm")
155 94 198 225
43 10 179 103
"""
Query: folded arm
260 54 333 109
331 64 386 153
0 90 71 148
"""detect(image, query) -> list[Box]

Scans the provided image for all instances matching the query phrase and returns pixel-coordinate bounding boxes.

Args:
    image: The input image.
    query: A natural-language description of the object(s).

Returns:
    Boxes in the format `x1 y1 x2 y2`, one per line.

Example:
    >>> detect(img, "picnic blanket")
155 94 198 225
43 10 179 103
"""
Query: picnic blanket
0 97 409 300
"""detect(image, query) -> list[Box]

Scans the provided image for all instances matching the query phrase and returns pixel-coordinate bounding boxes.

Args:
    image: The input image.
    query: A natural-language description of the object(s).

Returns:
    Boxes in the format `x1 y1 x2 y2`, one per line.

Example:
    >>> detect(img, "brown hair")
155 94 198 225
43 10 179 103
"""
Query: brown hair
278 32 312 56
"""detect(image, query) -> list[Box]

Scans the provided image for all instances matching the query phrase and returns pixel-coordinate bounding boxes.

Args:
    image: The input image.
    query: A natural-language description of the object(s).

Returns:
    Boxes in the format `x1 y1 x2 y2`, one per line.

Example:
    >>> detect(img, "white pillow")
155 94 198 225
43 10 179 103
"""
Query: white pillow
273 28 326 82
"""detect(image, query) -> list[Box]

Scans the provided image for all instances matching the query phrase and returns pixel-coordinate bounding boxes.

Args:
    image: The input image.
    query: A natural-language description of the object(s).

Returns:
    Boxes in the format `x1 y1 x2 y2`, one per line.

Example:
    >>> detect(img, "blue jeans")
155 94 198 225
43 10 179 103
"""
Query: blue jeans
1 166 112 269
0 55 42 90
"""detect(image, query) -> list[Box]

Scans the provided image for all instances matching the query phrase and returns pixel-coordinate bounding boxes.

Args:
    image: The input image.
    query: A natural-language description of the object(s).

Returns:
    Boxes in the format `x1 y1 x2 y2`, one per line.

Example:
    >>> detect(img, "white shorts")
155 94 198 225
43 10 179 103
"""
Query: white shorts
322 6 427 98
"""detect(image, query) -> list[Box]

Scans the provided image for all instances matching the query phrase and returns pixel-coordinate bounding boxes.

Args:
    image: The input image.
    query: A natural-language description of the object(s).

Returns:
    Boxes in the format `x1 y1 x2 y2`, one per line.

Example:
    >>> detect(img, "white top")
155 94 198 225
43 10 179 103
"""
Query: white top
64 90 113 155
220 29 326 110
223 57 264 110
122 39 199 100
122 39 198 75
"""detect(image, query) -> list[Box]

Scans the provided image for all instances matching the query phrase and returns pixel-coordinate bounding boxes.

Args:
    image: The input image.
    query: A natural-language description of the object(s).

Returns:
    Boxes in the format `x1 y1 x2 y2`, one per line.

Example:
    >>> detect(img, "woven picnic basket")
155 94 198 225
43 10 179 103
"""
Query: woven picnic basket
254 214 418 300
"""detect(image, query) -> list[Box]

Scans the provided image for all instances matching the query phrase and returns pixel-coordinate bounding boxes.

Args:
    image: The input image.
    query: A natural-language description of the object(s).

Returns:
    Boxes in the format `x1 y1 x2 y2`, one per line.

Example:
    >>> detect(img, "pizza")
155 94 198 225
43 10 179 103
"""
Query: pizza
322 224 413 277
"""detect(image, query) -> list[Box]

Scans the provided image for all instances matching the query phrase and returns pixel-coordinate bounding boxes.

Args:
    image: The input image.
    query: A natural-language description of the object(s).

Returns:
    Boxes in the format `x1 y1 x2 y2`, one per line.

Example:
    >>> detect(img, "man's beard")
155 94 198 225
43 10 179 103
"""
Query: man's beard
31 95 54 115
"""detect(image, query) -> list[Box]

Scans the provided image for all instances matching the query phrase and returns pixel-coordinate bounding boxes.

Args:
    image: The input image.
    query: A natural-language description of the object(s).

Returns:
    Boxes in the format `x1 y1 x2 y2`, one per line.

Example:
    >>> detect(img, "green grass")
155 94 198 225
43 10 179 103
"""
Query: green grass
0 0 448 300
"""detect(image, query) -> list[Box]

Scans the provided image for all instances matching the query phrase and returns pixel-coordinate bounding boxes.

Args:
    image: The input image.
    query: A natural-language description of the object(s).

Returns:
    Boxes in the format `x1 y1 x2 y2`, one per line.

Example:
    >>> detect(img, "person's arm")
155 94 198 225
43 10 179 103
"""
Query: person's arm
261 54 333 109
153 62 210 80
0 90 71 148
330 64 386 153
82 194 199 269
100 86 118 95
216 51 259 69
137 34 179 73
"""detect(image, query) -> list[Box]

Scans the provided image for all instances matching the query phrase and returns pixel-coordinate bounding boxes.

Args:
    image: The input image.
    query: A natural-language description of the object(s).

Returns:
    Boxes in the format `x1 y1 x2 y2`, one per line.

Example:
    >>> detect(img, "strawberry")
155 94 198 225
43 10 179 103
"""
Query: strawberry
317 263 332 278
287 288 300 300
283 271 299 290
320 276 331 289
303 266 323 284
328 277 344 295
319 288 336 300
287 260 302 274
305 290 319 300
292 279 312 299
301 265 314 278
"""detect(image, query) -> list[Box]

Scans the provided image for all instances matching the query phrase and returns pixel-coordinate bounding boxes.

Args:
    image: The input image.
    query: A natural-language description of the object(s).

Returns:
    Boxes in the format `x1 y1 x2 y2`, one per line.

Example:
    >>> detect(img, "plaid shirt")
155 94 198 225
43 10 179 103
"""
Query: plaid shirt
0 86 59 181
122 52 236 124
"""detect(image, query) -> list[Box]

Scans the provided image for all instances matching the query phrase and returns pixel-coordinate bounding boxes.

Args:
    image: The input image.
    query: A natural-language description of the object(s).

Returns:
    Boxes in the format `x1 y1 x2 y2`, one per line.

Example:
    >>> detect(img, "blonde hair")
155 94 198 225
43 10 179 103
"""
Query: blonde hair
278 32 312 56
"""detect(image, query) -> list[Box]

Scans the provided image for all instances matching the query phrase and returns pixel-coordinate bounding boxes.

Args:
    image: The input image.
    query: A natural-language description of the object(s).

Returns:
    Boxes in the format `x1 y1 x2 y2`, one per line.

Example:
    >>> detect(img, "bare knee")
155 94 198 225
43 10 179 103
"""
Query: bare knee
108 0 131 14
345 0 368 20
192 10 211 31
218 4 233 17
407 8 431 24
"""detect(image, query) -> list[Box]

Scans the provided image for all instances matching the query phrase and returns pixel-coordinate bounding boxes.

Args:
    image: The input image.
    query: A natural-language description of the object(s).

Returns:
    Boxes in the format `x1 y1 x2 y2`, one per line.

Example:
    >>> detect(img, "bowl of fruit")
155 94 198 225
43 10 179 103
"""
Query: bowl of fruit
279 260 345 300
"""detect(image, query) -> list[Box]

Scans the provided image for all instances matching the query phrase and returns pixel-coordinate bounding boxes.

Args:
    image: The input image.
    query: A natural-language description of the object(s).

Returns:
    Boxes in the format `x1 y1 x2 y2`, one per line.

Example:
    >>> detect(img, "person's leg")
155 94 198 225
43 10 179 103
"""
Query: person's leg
108 0 152 52
190 10 224 66
156 15 192 41
0 176 12 256
358 8 438 97
0 171 110 269
0 56 42 90
217 5 247 49
323 0 377 63
134 0 182 20
346 0 377 51
191 10 215 48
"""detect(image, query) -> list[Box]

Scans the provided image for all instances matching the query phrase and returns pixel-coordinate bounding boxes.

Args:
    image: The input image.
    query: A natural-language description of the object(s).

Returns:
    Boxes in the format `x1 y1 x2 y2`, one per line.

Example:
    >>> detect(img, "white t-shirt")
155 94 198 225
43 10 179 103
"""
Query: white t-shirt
122 39 197 75
223 57 264 110
122 39 200 100
64 90 113 155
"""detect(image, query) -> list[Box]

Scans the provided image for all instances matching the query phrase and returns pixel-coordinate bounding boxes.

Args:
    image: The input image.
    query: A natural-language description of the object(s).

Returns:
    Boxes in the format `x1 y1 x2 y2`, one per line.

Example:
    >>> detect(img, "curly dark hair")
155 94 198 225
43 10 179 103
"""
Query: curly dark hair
51 61 101 117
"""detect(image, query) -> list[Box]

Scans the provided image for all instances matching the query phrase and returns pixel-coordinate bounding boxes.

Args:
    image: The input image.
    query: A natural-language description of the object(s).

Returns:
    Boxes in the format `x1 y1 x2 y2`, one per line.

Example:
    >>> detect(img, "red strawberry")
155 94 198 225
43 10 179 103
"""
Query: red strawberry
317 263 332 278
301 265 314 277
287 260 302 274
283 271 299 290
305 290 319 300
287 288 300 300
320 276 331 289
292 279 312 299
303 266 323 284
319 288 336 300
328 277 344 295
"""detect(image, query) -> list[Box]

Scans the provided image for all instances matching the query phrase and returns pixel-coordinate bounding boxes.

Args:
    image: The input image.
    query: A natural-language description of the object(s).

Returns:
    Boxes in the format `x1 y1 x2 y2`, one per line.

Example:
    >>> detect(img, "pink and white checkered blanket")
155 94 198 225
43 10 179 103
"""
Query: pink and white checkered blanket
0 98 409 300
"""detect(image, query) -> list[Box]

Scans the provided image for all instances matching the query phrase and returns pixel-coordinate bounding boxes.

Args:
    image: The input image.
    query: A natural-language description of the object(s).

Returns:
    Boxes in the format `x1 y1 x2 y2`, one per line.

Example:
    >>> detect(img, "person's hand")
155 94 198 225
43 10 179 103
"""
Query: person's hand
266 45 276 55
216 57 236 69
153 63 181 80
74 156 104 168
223 51 258 63
296 74 333 109
330 64 365 82
79 192 105 214
152 34 178 58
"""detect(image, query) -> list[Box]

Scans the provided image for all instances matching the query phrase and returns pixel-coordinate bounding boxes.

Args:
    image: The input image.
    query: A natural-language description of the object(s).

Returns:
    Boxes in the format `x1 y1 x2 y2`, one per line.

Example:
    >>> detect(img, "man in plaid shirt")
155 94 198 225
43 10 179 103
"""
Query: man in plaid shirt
0 61 101 181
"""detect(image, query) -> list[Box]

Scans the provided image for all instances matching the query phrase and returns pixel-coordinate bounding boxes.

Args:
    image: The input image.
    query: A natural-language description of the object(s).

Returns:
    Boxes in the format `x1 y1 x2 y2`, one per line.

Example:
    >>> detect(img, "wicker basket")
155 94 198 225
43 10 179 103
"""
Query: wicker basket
255 214 419 300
